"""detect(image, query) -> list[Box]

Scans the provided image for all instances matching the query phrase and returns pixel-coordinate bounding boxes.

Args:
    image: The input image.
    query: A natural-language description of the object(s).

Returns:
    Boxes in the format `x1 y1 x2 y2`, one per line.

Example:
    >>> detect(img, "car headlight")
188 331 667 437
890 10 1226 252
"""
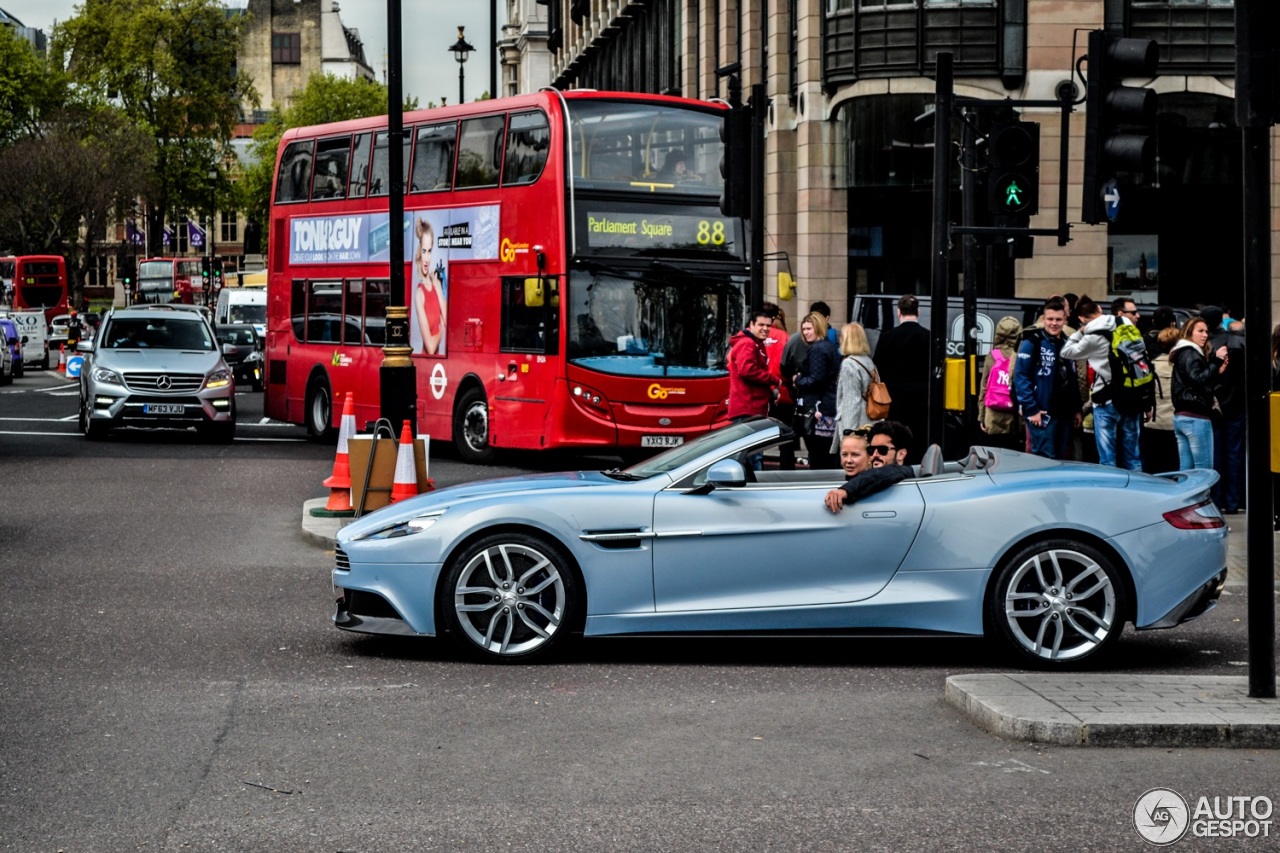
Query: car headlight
91 366 123 385
354 511 445 541
205 368 233 389
246 351 261 362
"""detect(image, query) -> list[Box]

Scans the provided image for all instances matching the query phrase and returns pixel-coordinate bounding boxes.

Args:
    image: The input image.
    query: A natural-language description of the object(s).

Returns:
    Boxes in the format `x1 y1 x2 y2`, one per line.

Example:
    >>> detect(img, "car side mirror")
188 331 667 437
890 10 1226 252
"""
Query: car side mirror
705 459 747 489
75 340 93 353
222 343 236 355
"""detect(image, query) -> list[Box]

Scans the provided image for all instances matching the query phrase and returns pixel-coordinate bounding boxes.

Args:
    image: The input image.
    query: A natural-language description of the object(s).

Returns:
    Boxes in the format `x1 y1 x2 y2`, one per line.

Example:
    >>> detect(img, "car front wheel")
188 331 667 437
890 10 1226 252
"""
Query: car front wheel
987 538 1126 668
80 398 109 440
441 533 580 662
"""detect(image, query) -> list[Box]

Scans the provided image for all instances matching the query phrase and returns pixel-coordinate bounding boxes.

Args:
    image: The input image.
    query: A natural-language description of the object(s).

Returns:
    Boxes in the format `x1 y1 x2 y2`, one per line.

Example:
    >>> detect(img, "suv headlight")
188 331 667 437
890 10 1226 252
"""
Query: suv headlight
91 366 123 385
205 368 233 389
354 511 445 541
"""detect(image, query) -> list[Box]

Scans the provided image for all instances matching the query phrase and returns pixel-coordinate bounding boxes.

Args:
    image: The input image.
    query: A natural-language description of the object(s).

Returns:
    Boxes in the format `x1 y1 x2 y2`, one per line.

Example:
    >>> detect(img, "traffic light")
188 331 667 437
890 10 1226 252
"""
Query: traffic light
1082 31 1159 224
211 257 223 289
986 121 1040 220
719 105 751 218
200 255 211 287
120 256 135 289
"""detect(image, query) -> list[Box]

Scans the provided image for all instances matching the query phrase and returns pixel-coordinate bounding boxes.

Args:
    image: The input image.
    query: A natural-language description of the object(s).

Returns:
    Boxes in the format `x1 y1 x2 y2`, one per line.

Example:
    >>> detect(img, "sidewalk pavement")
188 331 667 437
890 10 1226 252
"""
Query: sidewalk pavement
303 498 1280 747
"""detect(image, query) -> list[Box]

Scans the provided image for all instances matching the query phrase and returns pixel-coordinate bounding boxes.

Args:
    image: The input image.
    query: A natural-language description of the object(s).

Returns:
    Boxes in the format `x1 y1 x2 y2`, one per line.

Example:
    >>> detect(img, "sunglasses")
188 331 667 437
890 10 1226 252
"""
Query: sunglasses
842 424 877 438
868 444 896 457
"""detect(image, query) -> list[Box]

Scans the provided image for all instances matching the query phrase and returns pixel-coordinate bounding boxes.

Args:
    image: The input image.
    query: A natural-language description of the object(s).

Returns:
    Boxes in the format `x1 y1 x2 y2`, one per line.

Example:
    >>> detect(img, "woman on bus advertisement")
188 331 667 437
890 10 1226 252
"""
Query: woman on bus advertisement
411 215 448 355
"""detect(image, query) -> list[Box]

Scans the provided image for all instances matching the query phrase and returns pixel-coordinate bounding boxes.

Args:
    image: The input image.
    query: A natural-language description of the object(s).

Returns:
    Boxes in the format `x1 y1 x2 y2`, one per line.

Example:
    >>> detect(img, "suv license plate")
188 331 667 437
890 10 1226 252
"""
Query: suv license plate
641 435 683 448
144 403 185 415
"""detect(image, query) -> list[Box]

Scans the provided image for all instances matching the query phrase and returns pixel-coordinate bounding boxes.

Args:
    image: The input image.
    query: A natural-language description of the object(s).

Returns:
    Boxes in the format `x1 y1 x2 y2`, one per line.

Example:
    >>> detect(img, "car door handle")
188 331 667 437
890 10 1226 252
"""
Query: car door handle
862 511 897 518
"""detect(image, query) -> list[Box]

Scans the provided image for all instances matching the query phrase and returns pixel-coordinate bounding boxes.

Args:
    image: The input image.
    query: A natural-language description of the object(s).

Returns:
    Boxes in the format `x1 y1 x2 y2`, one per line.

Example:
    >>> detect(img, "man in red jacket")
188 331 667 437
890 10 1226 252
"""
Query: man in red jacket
727 309 780 420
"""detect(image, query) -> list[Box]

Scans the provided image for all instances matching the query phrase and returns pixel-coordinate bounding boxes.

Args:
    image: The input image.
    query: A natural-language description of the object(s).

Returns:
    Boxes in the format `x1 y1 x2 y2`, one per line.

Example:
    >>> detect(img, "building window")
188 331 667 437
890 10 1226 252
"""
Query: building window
272 32 301 65
220 212 237 243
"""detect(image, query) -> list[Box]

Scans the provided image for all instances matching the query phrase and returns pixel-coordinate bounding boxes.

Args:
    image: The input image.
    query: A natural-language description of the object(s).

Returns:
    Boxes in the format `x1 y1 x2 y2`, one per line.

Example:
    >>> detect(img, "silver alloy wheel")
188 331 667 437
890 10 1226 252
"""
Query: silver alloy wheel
453 542 566 656
1002 547 1117 662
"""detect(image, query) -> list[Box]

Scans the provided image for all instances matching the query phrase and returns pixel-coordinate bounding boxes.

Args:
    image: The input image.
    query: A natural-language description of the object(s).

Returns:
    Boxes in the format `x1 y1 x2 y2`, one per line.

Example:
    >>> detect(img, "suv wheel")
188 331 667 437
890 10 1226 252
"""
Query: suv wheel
80 398 109 440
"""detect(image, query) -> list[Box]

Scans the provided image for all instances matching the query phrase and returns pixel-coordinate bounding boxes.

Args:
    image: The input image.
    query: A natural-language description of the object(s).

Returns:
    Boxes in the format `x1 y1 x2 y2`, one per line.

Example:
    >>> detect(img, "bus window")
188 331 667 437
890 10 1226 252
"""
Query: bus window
364 280 389 345
313 136 352 200
501 277 557 354
349 133 372 198
503 112 550 186
369 131 411 197
455 115 506 189
307 282 343 343
276 140 314 203
343 280 367 345
411 122 457 192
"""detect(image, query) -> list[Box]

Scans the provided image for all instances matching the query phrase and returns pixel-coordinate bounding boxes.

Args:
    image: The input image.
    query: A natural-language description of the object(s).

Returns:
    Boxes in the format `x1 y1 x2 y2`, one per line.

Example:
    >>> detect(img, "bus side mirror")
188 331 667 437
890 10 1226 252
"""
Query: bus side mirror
778 271 796 301
524 277 545 308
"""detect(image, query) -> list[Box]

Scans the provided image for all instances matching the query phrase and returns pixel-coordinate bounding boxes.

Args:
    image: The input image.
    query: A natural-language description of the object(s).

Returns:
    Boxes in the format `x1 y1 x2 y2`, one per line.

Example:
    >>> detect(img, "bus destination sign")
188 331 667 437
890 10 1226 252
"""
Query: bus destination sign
584 211 734 254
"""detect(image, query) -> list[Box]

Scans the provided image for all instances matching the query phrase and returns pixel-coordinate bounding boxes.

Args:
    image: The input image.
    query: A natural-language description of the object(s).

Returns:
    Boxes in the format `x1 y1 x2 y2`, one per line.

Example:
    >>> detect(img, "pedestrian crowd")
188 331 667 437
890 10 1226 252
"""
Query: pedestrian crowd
726 292 1264 518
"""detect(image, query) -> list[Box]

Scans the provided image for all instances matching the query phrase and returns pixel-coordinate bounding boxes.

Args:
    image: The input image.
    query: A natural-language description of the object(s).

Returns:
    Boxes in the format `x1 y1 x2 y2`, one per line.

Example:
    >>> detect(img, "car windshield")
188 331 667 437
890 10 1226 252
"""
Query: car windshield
621 419 775 479
228 304 266 325
104 317 214 350
219 327 257 345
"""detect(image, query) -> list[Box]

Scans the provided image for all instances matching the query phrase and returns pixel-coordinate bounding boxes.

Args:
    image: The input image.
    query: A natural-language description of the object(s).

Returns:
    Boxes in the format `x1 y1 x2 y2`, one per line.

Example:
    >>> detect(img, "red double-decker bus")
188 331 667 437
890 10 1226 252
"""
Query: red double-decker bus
2 255 68 324
264 90 748 462
135 257 206 305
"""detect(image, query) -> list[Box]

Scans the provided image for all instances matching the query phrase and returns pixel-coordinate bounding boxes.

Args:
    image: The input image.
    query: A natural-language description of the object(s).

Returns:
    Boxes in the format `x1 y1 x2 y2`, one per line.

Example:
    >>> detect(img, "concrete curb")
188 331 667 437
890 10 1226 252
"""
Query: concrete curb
301 497 348 548
947 673 1280 748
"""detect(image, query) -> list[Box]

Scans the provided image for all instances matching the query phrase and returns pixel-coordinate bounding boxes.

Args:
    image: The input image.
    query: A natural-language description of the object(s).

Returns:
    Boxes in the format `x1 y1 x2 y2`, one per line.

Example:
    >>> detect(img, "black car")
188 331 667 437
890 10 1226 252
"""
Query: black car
216 323 263 391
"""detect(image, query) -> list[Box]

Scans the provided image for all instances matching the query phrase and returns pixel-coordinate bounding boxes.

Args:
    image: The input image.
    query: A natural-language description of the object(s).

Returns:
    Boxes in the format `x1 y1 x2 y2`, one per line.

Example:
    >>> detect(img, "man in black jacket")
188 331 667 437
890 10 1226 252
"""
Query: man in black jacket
1202 306 1245 512
873 295 930 464
824 421 914 513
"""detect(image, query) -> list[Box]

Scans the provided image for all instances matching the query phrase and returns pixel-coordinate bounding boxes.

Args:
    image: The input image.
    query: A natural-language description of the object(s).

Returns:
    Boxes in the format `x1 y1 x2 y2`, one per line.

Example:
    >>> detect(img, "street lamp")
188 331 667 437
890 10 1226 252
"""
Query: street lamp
449 26 474 105
207 168 217 306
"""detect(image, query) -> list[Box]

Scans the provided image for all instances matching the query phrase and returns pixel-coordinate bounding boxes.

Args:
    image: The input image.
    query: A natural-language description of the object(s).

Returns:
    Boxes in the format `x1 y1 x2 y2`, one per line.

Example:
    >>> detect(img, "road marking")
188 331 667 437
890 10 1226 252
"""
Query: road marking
0 429 306 442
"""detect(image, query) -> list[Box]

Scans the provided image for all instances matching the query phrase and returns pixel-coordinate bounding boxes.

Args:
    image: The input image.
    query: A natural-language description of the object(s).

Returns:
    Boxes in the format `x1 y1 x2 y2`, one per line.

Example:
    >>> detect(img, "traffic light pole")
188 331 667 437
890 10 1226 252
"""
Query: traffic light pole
927 53 953 453
749 82 766 311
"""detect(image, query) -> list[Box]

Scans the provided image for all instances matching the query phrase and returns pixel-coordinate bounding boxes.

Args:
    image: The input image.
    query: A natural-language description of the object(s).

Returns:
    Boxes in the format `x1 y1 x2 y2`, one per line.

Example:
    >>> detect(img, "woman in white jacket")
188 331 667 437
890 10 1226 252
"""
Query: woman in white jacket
830 322 880 454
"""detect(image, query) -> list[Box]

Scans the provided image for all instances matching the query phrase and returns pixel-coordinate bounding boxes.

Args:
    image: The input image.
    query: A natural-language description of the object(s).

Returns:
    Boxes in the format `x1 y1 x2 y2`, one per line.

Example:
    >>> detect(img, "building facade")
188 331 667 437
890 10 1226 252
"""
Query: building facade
507 0 1274 325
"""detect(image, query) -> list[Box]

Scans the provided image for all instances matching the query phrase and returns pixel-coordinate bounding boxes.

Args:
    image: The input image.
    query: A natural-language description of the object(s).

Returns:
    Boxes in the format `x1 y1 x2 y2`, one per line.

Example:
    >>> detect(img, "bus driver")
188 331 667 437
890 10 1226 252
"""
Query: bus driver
413 217 447 355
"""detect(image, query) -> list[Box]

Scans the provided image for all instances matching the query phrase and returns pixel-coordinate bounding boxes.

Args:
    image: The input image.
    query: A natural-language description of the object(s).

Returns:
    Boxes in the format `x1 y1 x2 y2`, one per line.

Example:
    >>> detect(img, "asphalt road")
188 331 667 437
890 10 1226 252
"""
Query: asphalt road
1 369 1276 851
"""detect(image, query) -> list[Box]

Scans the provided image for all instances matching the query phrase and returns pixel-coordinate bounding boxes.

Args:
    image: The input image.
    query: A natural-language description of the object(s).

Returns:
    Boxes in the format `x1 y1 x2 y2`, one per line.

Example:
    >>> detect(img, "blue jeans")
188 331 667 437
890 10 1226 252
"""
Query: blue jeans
1174 414 1214 470
1027 415 1072 460
1212 411 1246 511
1092 402 1142 470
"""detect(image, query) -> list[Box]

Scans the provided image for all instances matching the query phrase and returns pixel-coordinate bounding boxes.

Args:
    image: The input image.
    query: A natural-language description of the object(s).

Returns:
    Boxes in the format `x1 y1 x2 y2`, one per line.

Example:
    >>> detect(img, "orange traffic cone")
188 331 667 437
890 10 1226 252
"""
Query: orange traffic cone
322 393 355 512
389 420 419 504
56 344 67 374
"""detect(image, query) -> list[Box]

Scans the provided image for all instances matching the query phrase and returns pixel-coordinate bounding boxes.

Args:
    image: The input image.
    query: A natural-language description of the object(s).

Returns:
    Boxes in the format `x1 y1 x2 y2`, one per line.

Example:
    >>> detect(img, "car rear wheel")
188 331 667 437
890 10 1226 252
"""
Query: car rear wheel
453 386 496 464
441 533 580 662
306 376 336 441
987 538 1126 668
41 352 49 370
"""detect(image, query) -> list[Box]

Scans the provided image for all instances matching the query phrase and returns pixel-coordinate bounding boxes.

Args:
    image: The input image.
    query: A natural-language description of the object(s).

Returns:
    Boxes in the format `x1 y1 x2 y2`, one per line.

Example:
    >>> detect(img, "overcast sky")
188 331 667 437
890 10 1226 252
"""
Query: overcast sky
1 0 506 107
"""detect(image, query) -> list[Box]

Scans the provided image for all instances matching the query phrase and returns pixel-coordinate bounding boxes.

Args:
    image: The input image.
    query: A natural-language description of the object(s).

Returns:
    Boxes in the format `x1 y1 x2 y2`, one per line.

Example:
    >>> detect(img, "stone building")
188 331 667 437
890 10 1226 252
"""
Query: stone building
502 0 1275 324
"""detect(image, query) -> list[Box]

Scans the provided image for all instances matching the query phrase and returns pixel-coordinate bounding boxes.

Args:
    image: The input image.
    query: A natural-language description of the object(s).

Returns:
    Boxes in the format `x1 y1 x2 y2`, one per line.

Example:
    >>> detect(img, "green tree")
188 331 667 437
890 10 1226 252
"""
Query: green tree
52 0 257 256
238 72 407 233
0 26 68 146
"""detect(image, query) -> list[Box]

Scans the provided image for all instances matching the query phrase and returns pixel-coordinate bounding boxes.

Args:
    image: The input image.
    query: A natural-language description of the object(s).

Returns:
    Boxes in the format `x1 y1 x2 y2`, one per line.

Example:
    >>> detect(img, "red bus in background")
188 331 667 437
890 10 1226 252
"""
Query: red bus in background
264 89 747 462
135 257 206 305
2 255 68 324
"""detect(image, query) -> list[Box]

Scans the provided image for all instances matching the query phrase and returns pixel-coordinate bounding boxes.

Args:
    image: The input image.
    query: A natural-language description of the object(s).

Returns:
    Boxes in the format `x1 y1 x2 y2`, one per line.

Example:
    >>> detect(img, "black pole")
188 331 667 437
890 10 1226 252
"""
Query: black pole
491 0 498 99
459 63 466 105
928 53 954 452
961 106 979 451
1235 0 1276 699
749 82 766 311
380 0 416 431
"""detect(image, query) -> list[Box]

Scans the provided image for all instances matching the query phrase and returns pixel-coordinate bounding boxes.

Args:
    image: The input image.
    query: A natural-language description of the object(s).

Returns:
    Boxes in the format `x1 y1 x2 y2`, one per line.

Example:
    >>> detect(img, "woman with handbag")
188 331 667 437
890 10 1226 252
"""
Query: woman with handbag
792 312 841 469
830 322 882 456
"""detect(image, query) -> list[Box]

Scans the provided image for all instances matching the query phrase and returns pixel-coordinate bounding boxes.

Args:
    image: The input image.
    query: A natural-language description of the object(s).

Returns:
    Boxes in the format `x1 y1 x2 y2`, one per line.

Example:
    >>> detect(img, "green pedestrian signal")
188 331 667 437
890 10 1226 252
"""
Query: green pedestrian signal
986 121 1040 219
995 175 1029 213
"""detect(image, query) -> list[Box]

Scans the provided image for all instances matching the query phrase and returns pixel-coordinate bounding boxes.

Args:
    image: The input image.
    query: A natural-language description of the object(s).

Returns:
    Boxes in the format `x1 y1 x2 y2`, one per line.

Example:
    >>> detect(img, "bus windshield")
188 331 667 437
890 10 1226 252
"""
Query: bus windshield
567 101 725 195
566 265 743 378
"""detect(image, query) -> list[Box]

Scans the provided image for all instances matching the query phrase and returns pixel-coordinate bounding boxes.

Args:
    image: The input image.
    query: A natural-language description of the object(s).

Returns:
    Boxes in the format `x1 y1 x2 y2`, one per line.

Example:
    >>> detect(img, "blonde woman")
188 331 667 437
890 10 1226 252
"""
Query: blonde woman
830 322 879 454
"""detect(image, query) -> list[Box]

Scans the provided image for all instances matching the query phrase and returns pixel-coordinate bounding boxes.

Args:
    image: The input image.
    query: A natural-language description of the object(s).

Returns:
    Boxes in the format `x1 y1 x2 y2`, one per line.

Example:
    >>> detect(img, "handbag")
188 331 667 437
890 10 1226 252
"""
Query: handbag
853 358 892 420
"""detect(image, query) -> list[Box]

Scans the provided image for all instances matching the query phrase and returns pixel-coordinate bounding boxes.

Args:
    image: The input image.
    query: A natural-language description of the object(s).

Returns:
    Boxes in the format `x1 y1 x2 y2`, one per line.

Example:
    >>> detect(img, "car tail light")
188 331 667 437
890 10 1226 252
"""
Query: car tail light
1163 499 1225 530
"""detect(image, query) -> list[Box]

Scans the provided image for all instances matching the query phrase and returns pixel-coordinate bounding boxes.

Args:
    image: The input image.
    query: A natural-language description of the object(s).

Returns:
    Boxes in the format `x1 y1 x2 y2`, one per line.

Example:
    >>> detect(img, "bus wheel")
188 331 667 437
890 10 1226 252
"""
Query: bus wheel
306 377 337 441
454 387 496 464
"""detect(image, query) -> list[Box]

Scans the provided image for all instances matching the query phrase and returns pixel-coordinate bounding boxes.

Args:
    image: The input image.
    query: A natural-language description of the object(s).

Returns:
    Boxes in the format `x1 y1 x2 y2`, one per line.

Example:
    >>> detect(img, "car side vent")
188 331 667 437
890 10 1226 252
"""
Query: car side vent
579 529 653 550
335 547 351 571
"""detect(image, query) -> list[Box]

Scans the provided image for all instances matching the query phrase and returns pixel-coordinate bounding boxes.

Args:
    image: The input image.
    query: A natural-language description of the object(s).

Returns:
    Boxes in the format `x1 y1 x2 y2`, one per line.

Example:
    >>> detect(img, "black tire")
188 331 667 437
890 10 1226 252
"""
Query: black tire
305 375 336 441
199 421 236 444
41 353 49 370
453 386 496 464
14 359 22 378
440 532 580 663
80 397 109 440
986 538 1127 668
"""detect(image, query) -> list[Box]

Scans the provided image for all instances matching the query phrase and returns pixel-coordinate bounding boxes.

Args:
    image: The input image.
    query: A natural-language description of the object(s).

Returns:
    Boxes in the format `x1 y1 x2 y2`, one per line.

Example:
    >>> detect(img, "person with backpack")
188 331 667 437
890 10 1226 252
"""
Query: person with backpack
978 316 1024 451
1060 296 1152 470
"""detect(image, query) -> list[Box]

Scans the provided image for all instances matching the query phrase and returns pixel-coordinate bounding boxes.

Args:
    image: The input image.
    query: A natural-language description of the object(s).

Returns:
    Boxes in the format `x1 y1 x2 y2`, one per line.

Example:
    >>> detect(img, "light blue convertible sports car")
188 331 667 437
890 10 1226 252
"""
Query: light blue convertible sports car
332 418 1228 667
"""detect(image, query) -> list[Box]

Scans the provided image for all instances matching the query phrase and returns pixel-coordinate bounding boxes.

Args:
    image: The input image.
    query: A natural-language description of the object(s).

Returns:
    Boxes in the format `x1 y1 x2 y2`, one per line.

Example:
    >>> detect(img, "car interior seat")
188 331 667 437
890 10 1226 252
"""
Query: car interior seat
916 443 944 478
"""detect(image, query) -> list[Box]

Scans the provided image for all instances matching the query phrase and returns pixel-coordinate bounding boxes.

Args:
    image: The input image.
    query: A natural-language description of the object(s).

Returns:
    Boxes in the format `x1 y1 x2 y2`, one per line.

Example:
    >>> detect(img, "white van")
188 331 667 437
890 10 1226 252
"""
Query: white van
214 288 266 337
5 310 50 369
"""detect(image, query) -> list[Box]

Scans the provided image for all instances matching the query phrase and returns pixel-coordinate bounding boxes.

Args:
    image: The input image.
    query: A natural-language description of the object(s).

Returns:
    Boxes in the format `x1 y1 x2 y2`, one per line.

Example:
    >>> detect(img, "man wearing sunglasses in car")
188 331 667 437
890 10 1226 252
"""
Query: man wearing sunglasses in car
823 421 914 514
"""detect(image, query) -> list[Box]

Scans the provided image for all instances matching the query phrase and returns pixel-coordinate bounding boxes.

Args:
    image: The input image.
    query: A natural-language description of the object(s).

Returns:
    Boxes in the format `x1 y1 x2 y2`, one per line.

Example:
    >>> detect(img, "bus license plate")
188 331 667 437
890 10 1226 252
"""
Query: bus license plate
144 403 185 415
641 435 684 448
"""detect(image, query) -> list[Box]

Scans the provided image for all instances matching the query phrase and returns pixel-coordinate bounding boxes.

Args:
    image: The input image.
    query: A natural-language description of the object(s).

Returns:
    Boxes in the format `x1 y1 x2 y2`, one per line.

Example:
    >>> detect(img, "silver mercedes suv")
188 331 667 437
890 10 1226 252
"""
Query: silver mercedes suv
78 305 236 442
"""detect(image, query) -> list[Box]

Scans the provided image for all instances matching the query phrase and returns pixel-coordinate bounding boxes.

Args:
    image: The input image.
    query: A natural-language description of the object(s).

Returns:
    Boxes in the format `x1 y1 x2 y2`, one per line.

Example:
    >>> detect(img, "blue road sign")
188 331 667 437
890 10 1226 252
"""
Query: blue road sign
1103 178 1121 222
